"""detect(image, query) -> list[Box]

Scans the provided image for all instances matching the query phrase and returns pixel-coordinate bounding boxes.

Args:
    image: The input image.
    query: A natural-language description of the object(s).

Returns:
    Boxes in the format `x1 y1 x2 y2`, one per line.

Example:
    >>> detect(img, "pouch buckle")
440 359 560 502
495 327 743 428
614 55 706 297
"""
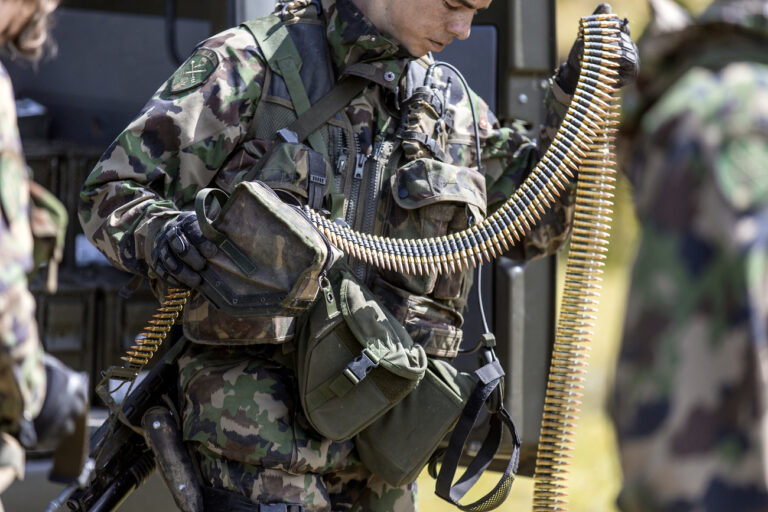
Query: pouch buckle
343 348 380 385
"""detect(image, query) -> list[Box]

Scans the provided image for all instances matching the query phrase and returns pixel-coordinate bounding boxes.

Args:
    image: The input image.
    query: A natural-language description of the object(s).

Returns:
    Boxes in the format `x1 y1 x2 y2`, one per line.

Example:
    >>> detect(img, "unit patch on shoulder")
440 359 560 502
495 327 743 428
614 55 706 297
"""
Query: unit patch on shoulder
170 48 220 94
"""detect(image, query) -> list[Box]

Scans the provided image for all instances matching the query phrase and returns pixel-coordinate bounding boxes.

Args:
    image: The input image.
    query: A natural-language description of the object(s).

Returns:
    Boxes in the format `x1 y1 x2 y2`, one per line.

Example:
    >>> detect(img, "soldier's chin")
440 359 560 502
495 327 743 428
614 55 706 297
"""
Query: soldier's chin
402 41 430 58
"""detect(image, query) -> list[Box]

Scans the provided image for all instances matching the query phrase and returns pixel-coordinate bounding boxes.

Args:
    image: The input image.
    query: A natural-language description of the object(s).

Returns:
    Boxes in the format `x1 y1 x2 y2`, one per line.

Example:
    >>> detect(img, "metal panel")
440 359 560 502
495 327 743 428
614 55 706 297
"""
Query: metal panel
1 9 210 145
435 26 498 112
475 0 557 123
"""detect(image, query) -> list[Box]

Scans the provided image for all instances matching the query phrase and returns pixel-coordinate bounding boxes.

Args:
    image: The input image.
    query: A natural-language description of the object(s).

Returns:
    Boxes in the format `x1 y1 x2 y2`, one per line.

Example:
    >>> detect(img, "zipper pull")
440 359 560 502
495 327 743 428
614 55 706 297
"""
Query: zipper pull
354 153 367 179
319 273 339 319
336 149 349 175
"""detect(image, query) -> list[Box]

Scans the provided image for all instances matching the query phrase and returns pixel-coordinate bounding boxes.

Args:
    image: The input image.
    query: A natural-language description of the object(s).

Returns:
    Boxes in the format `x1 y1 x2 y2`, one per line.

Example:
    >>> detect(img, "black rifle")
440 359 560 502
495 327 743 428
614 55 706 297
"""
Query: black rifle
47 335 187 512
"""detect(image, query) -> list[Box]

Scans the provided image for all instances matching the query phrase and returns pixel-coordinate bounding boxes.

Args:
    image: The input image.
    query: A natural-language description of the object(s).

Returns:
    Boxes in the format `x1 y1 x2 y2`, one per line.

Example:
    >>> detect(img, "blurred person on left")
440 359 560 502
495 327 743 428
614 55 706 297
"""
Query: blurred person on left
0 0 88 509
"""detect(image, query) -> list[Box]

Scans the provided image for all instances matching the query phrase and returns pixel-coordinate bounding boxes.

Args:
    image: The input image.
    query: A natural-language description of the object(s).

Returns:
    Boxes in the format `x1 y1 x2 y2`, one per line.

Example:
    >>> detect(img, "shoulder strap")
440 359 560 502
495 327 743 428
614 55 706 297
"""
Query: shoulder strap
242 15 327 158
242 16 367 218
287 76 367 145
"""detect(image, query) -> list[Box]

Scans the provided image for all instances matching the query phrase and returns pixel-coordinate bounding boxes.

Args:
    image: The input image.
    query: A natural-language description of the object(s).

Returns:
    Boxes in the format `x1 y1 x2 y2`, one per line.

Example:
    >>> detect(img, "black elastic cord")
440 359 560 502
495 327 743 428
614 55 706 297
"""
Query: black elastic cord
426 61 484 175
427 61 492 347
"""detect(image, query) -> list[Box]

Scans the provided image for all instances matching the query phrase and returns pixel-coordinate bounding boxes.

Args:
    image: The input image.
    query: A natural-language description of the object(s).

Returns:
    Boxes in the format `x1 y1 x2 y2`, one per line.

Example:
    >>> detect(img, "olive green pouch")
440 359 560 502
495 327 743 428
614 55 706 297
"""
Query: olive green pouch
295 267 428 441
194 181 338 317
355 358 475 487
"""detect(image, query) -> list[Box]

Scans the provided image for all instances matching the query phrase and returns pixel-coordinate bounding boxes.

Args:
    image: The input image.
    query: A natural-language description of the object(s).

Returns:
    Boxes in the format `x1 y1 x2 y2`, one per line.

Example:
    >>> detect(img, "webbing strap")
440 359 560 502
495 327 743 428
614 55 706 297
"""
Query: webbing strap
194 188 258 276
435 359 522 512
243 16 327 158
287 76 368 145
243 17 368 219
288 76 367 219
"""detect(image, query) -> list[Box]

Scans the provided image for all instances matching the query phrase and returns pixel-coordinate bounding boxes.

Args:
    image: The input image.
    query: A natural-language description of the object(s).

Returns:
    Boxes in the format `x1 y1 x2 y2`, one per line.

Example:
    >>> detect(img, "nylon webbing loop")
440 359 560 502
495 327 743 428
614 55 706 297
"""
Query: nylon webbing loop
194 188 258 276
435 359 521 512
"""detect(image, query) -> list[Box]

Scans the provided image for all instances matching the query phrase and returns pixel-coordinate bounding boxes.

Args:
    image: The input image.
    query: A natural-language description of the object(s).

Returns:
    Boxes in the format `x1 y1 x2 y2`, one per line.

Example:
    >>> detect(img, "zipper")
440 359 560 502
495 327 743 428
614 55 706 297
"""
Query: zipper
349 138 394 281
362 140 392 236
344 133 367 233
335 128 348 177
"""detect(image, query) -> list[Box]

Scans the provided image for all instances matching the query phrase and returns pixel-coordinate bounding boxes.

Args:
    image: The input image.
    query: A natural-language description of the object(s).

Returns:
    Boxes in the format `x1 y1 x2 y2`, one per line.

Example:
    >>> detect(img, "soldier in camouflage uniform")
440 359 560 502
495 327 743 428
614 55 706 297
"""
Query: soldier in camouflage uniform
612 0 768 509
79 0 638 510
0 0 88 506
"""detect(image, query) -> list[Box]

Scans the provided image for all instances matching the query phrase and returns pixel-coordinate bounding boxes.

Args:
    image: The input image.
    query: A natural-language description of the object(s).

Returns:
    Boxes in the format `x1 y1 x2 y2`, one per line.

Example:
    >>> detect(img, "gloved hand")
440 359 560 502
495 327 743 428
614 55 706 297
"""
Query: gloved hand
151 212 218 289
555 3 640 95
32 354 89 451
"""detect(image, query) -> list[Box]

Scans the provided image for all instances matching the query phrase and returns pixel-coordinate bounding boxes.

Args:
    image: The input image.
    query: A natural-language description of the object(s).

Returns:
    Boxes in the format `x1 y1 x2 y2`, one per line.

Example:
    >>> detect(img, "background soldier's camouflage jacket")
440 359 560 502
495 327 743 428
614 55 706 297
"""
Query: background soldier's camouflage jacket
613 0 768 510
78 0 575 509
0 62 46 478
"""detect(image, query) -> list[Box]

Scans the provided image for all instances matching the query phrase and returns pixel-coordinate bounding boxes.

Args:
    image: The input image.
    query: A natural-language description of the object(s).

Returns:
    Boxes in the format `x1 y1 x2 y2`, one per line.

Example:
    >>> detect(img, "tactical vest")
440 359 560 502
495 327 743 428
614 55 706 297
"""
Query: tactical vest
186 1 485 359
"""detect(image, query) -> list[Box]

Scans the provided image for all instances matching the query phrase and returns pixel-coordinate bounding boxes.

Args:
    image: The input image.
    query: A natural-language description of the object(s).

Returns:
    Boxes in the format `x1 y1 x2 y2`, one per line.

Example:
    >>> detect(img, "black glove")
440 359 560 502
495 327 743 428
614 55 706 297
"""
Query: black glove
31 355 89 451
556 3 640 95
151 212 218 289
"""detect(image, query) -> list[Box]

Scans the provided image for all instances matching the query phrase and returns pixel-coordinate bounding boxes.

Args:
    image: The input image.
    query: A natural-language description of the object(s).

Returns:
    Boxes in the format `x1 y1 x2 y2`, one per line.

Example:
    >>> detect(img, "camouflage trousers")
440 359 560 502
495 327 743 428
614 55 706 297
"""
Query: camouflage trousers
178 343 417 512
0 279 45 435
612 310 768 511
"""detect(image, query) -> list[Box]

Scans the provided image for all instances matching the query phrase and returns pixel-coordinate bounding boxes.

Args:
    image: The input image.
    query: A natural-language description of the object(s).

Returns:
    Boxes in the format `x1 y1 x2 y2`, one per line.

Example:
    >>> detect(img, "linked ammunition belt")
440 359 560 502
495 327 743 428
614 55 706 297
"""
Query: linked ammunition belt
303 14 622 278
532 15 621 512
113 14 621 512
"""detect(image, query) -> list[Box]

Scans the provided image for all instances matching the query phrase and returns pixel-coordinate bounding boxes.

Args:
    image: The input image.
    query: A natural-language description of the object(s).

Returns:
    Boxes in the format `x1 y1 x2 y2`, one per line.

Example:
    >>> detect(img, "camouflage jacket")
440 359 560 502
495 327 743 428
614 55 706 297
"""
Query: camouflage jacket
613 2 768 508
79 0 575 354
0 62 45 474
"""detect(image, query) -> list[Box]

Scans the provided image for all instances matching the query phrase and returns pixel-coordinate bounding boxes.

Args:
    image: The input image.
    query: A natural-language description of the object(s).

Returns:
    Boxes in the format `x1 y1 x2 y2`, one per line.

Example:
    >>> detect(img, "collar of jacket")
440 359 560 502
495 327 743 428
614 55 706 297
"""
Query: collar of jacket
320 0 412 90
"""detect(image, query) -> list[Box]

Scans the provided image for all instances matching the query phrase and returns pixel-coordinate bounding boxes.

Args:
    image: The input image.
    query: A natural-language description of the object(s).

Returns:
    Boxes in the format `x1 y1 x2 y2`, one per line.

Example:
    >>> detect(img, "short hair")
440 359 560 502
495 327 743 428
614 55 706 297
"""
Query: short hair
9 0 60 61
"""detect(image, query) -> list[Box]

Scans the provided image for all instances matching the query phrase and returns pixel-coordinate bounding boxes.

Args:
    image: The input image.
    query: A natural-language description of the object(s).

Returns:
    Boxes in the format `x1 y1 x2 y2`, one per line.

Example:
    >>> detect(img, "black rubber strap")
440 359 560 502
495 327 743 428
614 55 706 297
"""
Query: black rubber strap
435 358 522 512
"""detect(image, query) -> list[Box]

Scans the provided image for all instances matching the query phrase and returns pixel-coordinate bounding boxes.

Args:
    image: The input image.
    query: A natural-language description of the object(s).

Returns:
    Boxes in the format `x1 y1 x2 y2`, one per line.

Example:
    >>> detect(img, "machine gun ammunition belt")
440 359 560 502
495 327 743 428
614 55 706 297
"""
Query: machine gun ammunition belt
303 15 621 278
531 15 621 511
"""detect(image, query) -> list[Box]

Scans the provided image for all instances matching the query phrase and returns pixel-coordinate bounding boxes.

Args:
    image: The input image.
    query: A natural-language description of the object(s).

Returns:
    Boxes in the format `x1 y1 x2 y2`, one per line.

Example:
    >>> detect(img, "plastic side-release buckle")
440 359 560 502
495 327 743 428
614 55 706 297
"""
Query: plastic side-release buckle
343 348 380 385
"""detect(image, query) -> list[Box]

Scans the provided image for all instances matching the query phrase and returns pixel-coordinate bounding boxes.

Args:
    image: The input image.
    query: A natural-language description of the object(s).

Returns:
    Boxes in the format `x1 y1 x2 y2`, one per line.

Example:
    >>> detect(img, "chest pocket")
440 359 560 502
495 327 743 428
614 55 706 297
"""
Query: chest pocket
382 157 487 298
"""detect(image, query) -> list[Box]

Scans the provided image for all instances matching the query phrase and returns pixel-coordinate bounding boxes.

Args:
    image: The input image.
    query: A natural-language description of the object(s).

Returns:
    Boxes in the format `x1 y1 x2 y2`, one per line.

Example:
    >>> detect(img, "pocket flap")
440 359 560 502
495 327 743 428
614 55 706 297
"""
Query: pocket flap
390 158 487 216
340 271 427 380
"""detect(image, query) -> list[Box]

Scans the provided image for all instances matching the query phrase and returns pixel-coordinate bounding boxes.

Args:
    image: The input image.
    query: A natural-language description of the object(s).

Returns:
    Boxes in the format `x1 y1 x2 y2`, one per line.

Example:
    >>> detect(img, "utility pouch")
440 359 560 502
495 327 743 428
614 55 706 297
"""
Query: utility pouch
28 180 67 293
357 356 522 512
295 266 428 441
193 181 339 317
355 358 475 486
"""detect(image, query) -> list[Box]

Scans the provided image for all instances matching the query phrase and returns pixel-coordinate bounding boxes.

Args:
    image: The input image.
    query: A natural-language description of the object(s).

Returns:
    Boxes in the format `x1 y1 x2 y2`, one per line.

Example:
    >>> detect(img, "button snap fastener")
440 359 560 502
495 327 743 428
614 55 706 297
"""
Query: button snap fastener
384 71 396 82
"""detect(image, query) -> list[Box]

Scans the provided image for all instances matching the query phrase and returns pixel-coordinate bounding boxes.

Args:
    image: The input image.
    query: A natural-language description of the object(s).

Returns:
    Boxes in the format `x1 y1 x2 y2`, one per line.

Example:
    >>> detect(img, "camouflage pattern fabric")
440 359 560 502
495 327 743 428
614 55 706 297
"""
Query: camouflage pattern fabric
178 343 417 511
79 0 577 508
0 62 46 478
613 1 768 509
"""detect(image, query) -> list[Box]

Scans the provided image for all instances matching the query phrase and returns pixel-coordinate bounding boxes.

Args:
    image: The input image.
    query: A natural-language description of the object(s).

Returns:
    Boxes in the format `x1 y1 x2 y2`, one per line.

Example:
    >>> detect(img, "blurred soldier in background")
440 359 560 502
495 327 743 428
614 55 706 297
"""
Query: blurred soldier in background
79 0 637 510
613 0 768 509
0 0 88 508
